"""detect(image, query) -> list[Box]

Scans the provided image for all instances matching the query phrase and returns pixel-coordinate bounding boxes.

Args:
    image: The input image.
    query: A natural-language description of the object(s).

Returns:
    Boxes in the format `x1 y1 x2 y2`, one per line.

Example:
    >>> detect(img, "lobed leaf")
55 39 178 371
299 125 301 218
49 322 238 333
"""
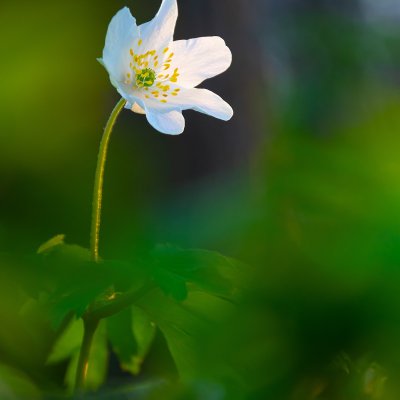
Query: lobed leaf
148 245 245 301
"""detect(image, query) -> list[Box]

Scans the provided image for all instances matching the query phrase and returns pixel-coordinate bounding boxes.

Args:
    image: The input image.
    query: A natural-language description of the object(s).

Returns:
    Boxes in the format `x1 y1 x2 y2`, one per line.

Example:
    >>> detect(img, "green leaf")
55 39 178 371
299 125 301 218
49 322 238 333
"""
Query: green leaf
49 273 110 328
35 238 110 328
46 317 83 365
35 236 149 328
138 289 235 380
149 245 245 301
152 267 188 302
37 234 65 254
43 241 91 263
107 308 138 373
0 363 41 400
130 305 156 374
107 306 156 375
64 320 108 393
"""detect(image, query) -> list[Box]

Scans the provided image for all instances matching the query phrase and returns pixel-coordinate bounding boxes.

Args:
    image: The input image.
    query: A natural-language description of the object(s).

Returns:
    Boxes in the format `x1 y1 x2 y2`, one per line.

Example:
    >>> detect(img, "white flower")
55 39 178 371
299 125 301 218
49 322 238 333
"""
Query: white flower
99 0 233 135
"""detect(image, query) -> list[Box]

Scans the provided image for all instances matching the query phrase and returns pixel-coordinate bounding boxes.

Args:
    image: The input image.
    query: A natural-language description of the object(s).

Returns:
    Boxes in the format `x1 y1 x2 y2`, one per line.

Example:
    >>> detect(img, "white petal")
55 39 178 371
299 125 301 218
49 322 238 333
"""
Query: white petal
186 89 233 120
102 7 139 84
131 102 146 114
139 0 178 52
169 37 232 88
146 110 185 135
144 88 233 121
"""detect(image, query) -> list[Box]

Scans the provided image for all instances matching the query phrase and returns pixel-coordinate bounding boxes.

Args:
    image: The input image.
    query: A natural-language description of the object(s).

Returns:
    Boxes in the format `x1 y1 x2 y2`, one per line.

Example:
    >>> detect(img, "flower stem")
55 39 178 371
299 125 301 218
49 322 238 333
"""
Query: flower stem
90 98 126 262
75 317 99 392
77 98 126 392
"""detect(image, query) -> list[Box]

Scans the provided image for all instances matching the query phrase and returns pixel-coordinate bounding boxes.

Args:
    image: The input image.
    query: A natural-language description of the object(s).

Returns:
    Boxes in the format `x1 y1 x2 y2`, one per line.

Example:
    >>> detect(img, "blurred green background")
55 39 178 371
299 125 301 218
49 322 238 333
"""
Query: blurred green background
2 0 400 398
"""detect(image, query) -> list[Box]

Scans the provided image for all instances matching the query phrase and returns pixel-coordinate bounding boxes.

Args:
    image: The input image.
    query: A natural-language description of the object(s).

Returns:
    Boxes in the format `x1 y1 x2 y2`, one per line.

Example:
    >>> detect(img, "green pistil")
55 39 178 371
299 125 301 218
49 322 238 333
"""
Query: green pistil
136 68 156 88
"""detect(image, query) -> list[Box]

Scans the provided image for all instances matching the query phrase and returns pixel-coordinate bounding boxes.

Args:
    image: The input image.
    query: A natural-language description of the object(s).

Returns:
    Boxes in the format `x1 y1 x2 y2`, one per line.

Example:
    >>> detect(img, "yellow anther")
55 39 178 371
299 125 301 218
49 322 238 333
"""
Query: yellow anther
163 47 169 53
138 39 143 46
130 49 134 56
161 100 167 103
163 64 171 70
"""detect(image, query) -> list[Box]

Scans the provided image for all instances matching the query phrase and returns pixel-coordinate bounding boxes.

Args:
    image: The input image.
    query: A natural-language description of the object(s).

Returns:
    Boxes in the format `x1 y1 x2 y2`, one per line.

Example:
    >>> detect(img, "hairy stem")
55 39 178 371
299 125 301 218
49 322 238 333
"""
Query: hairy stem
78 98 125 392
90 98 126 262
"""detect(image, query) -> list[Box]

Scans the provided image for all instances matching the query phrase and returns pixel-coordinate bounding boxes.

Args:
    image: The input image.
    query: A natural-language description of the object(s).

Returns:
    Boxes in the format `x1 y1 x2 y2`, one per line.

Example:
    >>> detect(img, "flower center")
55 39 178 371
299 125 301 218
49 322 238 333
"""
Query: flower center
135 68 156 88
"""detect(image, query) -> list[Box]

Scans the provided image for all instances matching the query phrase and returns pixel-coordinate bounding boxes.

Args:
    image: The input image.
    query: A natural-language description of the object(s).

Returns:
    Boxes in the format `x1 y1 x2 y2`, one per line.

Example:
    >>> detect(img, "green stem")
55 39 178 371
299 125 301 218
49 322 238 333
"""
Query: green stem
77 98 125 392
75 318 99 392
90 98 126 262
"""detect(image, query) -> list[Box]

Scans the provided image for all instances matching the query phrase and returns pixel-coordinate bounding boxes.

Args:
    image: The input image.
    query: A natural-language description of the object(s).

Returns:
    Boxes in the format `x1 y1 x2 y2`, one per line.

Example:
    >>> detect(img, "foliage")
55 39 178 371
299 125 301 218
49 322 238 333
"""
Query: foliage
0 235 244 397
